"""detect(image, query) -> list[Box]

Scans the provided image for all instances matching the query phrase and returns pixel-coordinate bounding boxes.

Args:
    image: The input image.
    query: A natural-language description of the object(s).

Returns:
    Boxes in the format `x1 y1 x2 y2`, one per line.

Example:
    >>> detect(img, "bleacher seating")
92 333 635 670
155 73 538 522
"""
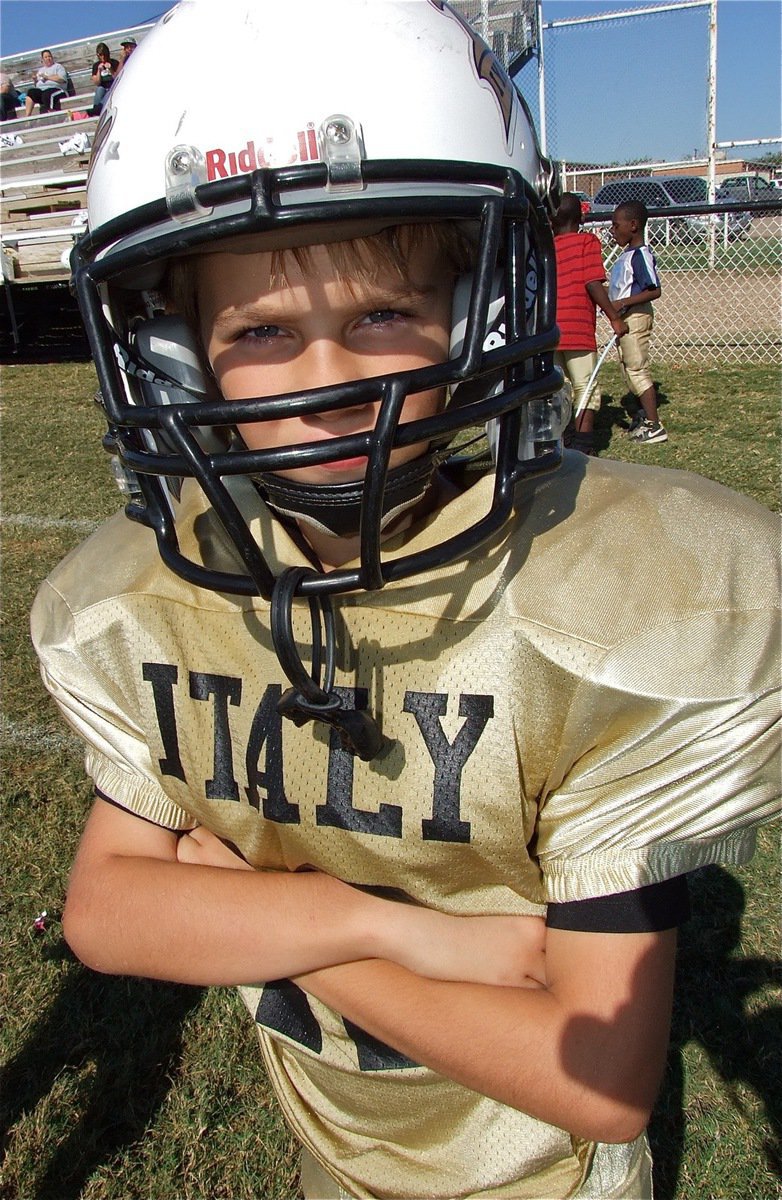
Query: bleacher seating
1 21 154 292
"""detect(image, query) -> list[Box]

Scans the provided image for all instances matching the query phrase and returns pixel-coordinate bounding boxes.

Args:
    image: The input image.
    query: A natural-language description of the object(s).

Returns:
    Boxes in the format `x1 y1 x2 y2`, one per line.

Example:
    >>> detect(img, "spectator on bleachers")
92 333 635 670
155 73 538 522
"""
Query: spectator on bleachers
89 42 118 115
115 37 138 75
24 49 68 115
1 71 20 120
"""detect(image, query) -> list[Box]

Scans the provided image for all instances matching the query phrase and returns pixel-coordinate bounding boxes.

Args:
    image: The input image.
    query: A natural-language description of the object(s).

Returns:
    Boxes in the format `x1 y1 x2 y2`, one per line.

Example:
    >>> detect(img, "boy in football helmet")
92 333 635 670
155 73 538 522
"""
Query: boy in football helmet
31 3 779 1198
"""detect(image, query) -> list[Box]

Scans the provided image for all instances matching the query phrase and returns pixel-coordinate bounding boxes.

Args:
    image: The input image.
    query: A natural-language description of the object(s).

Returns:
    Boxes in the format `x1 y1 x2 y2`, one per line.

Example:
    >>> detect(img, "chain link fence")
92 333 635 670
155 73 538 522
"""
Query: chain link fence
493 2 782 366
583 176 782 366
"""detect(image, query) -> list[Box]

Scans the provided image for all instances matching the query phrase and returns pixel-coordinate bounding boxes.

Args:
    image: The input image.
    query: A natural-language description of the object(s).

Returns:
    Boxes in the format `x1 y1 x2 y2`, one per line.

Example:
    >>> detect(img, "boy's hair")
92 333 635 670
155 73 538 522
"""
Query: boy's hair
164 222 476 332
552 193 583 233
615 200 648 228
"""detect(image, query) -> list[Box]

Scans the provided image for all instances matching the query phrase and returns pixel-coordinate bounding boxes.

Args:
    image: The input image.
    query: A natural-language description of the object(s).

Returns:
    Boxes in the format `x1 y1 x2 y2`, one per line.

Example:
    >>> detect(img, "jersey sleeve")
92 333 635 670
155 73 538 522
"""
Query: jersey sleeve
31 577 195 831
535 606 780 902
631 246 660 292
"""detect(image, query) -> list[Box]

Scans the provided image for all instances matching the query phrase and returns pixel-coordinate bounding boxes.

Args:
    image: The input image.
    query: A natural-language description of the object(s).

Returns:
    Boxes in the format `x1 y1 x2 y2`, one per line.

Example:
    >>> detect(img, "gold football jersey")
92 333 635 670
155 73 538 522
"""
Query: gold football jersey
32 453 780 1198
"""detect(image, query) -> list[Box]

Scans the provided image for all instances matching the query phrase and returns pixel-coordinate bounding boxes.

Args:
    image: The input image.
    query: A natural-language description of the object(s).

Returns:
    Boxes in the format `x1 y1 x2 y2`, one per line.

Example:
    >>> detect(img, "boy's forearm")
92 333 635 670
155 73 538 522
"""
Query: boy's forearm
616 287 660 311
63 853 385 985
63 814 546 990
293 961 626 1140
586 281 627 326
295 928 676 1143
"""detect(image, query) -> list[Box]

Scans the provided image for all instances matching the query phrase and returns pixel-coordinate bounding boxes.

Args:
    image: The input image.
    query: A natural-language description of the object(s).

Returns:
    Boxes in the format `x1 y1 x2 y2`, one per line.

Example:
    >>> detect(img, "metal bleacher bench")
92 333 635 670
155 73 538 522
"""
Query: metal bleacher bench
1 21 153 349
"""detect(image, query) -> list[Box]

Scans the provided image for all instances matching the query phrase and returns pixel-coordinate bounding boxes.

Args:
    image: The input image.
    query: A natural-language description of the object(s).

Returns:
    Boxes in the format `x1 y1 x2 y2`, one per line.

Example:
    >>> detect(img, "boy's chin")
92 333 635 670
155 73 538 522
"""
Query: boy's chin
254 450 438 540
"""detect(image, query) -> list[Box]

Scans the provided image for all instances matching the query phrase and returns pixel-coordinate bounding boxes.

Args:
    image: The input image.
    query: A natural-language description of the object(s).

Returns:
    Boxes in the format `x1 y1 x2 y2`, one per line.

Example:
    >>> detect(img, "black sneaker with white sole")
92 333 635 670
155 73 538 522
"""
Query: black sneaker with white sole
630 420 668 444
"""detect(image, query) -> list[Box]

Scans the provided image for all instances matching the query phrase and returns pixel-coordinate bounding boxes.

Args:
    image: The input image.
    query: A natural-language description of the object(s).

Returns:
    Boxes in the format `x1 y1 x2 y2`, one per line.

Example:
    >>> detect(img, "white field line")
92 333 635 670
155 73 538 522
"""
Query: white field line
1 715 83 754
2 513 100 532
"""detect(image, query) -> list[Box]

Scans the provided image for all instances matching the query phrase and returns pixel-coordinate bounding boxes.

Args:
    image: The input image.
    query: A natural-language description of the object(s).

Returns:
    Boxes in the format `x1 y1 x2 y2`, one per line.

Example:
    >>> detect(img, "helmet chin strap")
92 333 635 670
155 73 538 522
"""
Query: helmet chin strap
270 567 389 761
263 453 438 760
253 451 438 539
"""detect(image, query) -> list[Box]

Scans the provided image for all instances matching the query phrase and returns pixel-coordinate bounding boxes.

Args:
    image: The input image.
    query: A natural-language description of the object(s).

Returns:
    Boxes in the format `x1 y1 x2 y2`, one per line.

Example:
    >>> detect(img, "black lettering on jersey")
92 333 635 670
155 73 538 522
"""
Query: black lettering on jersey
404 692 494 843
142 661 186 781
245 684 299 823
255 980 322 1053
189 671 241 801
255 981 418 1071
316 686 403 838
343 1018 419 1072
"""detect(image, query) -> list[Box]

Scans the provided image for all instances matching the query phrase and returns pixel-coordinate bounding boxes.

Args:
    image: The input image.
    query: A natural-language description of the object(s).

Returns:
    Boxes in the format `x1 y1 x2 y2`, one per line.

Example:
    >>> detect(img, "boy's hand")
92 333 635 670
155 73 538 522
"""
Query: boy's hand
175 826 546 988
176 826 253 870
390 908 547 990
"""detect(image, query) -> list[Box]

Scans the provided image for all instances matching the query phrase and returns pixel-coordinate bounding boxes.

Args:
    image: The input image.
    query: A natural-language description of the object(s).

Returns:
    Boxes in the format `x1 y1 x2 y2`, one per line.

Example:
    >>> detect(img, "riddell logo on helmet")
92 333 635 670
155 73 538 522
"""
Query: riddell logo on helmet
205 128 320 181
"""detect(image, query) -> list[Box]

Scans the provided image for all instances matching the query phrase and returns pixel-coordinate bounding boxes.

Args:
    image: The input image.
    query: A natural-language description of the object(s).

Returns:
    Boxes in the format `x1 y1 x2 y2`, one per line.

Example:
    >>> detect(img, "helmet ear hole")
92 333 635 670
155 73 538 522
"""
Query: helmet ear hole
448 269 506 414
130 315 230 455
132 314 218 400
449 270 506 366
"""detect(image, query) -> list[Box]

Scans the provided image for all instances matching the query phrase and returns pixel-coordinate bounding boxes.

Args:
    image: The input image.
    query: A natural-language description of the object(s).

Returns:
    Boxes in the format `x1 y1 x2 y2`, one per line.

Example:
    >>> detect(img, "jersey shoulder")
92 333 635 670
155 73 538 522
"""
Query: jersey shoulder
501 453 779 642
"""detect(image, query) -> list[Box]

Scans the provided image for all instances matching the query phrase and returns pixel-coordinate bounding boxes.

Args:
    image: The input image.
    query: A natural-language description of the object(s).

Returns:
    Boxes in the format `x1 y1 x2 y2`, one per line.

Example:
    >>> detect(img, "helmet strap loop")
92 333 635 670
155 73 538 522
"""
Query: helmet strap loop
270 567 387 761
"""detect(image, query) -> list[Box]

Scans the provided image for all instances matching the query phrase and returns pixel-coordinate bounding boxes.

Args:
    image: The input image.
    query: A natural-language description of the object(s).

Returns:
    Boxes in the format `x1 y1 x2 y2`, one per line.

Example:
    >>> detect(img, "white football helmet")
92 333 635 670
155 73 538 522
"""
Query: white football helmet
72 0 564 756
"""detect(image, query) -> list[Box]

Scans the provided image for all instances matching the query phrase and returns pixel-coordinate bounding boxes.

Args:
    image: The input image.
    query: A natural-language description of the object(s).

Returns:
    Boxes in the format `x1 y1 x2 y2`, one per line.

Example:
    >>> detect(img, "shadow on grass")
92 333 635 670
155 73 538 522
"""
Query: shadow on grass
593 382 669 454
649 866 782 1198
0 956 205 1199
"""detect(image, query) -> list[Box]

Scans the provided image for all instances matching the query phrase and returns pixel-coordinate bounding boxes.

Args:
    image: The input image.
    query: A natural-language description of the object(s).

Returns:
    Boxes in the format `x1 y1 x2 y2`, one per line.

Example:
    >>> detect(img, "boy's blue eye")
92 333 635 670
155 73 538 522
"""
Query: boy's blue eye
245 325 281 340
364 309 403 326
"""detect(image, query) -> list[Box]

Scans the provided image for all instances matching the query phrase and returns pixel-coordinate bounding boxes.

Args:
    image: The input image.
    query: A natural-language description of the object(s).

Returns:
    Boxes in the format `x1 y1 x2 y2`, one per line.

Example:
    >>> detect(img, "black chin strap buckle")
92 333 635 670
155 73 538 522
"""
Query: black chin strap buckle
270 567 388 762
277 688 386 761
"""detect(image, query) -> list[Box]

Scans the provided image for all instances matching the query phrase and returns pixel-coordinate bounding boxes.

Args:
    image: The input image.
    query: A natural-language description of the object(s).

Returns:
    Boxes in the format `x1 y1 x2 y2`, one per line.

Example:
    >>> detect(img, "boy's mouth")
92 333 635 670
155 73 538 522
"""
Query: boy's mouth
319 456 369 473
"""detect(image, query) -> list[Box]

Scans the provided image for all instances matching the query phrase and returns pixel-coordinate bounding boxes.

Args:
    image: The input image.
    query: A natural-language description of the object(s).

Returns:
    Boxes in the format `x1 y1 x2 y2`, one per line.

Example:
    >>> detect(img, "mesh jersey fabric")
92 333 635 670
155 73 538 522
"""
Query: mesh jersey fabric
31 452 781 1198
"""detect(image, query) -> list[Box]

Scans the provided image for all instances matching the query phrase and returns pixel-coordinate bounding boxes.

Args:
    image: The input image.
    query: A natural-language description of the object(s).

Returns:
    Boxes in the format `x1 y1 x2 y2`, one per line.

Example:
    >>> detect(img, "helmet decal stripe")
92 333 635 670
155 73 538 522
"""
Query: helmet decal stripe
429 0 515 143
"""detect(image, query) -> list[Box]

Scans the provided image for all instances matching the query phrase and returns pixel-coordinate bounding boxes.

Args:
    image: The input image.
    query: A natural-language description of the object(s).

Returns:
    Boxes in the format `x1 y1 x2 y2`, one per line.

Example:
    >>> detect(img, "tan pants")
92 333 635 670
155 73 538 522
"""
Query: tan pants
300 1134 653 1199
555 349 602 414
616 305 655 396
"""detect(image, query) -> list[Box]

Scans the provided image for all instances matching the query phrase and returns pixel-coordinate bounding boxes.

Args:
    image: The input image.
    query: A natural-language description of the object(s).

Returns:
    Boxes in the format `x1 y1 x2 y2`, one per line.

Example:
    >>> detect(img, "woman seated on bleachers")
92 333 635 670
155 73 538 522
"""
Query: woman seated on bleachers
24 50 68 116
1 72 20 121
89 43 118 116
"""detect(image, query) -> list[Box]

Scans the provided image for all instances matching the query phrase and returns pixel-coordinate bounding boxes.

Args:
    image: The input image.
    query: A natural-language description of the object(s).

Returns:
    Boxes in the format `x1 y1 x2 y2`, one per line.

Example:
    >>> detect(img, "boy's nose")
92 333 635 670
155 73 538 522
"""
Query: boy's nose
298 340 379 414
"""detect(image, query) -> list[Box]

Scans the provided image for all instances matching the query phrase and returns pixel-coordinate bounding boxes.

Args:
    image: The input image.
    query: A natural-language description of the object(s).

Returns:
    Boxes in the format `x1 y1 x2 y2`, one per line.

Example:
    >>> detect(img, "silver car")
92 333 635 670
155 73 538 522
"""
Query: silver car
590 175 751 241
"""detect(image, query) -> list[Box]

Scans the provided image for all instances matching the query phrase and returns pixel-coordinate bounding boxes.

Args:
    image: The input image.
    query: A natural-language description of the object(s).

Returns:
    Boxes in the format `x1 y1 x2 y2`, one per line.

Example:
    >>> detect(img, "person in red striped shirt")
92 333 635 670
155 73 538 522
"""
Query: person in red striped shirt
553 193 627 455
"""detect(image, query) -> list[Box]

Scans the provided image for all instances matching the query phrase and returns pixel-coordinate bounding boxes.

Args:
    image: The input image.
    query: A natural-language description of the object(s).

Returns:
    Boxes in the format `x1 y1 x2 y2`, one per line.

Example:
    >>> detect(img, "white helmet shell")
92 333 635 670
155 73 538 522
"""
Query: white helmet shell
73 0 564 633
88 0 546 234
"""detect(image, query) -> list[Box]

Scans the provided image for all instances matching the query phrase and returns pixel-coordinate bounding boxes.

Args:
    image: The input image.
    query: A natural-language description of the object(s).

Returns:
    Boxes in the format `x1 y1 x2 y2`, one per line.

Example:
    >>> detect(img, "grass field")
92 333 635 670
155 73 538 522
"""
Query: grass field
1 358 780 1200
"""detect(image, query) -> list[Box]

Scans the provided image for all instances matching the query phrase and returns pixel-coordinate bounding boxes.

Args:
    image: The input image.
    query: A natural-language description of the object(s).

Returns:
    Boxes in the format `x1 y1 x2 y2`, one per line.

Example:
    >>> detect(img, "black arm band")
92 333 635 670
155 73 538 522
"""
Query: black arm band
546 875 690 933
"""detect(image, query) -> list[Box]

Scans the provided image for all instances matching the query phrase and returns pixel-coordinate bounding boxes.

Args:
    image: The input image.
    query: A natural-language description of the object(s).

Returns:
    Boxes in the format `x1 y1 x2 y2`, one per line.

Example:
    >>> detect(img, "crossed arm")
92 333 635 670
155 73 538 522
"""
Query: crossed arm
63 798 677 1143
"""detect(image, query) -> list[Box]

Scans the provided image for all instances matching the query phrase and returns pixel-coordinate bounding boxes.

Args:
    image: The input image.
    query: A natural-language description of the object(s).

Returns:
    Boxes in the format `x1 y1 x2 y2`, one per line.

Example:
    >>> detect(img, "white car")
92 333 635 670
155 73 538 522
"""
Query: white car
718 174 780 207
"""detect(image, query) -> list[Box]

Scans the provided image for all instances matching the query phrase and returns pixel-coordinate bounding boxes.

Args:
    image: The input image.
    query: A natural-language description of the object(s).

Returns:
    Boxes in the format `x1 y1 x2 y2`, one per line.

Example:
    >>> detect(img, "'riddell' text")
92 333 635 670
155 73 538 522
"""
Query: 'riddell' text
205 129 320 181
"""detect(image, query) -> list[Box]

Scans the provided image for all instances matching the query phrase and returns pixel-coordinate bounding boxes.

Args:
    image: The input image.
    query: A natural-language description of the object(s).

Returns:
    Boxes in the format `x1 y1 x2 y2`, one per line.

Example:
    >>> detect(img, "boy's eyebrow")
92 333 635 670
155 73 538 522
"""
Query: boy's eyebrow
211 281 439 332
